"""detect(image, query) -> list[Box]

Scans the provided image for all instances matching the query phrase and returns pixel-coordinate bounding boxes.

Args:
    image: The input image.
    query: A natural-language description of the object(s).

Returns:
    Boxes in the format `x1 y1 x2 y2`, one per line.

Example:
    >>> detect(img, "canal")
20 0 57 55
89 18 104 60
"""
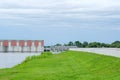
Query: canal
0 53 41 69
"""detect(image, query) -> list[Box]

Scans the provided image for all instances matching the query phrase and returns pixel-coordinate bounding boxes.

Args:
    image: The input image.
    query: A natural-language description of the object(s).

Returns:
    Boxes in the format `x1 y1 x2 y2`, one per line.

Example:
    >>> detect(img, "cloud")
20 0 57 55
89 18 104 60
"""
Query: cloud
0 0 119 8
0 0 119 30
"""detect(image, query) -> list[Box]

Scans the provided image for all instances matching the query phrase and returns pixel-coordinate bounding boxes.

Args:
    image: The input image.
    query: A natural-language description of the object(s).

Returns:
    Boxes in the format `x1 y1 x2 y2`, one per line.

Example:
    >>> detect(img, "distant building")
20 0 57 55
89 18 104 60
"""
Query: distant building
0 40 44 53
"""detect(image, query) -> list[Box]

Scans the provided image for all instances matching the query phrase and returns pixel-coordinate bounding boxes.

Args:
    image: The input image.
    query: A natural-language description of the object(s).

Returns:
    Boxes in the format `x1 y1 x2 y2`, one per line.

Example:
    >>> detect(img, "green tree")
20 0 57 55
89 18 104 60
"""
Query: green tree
68 41 74 46
64 44 68 46
88 42 101 48
74 41 82 47
111 41 120 48
83 41 88 48
55 43 62 46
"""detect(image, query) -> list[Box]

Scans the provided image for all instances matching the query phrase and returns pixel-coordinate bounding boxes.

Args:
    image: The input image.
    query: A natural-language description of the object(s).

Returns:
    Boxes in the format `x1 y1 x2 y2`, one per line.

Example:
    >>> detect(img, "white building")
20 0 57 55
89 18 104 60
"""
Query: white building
0 40 44 53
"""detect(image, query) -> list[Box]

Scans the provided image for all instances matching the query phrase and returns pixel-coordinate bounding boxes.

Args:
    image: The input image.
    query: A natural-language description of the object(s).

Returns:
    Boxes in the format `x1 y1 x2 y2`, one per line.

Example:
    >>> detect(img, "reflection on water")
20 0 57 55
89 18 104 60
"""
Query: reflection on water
0 53 41 69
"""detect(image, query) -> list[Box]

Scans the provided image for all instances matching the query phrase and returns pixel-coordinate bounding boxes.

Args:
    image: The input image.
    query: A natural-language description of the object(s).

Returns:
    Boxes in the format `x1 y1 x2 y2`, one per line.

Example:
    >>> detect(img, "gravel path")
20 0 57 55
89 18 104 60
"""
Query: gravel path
69 48 120 58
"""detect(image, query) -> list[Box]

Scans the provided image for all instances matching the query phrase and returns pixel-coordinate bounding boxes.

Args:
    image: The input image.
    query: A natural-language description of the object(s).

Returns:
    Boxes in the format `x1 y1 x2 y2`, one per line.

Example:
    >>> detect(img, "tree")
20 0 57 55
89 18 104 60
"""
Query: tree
101 43 106 47
82 41 88 48
74 41 82 47
111 41 120 48
55 43 62 46
88 42 101 48
64 44 68 46
68 41 74 46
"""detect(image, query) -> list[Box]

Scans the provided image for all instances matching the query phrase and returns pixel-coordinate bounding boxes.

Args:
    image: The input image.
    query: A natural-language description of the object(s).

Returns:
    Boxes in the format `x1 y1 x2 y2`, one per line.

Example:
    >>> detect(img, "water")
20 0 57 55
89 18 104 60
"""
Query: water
1 48 120 69
0 53 41 69
70 48 120 58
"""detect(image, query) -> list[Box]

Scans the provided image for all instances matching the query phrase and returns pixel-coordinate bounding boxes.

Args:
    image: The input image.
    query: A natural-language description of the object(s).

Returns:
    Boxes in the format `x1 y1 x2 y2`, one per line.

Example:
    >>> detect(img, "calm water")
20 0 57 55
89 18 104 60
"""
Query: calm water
0 53 41 69
70 48 120 58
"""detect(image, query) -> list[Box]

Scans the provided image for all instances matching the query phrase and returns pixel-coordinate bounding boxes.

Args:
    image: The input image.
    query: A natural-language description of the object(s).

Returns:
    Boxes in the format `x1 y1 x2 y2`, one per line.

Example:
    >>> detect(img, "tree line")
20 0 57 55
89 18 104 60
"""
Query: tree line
55 41 120 48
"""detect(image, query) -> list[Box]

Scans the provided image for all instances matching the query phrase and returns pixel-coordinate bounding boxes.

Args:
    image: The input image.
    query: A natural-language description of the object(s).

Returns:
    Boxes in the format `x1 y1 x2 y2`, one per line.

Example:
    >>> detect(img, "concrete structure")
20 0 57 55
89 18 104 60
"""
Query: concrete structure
0 40 44 53
44 46 77 52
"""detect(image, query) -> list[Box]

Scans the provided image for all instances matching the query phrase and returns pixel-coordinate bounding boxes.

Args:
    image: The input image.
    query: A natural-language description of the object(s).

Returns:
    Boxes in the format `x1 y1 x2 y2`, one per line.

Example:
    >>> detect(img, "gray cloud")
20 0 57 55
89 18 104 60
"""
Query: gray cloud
0 0 120 31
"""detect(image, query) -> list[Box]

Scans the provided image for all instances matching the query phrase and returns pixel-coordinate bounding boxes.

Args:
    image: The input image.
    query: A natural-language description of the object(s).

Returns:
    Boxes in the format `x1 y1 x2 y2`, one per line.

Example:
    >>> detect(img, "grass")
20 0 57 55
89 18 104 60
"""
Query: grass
0 51 120 80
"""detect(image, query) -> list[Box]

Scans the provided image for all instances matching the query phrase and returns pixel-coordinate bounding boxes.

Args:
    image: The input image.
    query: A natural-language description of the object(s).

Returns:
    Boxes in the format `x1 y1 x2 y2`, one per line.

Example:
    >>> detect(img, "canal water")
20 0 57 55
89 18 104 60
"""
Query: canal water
70 48 120 58
0 53 41 69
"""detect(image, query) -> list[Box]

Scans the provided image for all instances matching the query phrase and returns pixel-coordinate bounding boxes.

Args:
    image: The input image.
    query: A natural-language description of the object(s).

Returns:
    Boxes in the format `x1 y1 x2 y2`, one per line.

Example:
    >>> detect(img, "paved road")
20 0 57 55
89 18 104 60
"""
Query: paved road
69 48 120 58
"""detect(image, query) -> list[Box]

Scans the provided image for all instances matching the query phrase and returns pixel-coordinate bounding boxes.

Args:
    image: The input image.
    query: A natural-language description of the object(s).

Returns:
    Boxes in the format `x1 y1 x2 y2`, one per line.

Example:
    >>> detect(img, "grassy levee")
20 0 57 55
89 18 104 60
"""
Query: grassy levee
0 51 120 80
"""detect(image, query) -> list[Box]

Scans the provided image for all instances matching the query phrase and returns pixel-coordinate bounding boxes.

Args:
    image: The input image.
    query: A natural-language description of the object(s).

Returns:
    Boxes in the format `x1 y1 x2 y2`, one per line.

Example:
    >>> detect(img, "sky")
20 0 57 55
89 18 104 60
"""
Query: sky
0 0 120 45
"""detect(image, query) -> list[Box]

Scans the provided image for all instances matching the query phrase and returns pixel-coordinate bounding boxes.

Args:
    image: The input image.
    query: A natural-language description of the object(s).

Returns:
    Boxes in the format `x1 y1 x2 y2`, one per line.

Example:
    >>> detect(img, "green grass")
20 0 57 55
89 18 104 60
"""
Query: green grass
0 51 120 80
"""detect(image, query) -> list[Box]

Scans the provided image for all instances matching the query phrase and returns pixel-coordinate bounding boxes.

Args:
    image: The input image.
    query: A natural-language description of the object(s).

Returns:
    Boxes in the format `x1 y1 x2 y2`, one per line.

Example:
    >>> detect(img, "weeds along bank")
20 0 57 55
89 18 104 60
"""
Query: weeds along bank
0 51 120 80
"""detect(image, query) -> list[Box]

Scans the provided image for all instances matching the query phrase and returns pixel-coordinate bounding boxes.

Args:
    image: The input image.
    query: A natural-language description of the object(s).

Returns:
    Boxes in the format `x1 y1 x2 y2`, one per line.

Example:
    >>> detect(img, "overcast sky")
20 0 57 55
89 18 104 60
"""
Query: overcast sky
0 0 120 45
